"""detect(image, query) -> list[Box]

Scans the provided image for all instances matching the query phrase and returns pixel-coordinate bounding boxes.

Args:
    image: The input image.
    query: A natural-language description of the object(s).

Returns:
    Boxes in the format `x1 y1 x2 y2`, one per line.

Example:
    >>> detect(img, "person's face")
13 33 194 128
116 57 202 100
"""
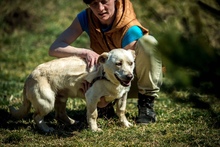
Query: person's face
89 0 116 25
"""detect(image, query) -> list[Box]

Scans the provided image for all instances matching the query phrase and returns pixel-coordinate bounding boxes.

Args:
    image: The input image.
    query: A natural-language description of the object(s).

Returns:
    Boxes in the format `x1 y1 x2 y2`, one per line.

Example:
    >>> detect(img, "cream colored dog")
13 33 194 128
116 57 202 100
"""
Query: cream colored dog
9 48 135 132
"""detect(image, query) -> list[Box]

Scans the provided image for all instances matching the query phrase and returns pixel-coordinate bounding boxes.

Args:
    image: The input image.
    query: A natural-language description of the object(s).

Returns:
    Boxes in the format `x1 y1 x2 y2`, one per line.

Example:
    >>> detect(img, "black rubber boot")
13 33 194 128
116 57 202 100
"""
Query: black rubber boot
97 102 116 118
136 93 156 124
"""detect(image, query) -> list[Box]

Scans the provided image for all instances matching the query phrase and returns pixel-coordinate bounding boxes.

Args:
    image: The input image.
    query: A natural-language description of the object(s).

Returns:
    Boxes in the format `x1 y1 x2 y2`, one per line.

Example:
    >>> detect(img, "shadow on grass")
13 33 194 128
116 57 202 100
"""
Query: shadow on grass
0 108 90 137
170 91 220 129
0 106 119 137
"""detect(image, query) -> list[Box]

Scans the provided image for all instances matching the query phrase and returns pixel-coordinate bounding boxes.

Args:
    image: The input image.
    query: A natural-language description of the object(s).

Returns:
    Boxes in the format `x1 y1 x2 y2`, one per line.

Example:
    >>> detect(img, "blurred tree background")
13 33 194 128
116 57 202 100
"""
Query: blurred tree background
0 0 220 97
133 0 220 97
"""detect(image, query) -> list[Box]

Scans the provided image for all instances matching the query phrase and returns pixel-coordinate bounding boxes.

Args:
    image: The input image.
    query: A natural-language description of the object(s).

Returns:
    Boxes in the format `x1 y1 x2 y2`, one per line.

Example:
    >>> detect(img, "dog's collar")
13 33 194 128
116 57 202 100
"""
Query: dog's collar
90 71 109 86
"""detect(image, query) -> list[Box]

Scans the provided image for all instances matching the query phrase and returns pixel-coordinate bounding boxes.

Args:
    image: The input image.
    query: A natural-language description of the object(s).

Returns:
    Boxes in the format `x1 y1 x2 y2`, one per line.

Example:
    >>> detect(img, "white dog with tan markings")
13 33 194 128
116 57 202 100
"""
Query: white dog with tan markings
9 48 135 132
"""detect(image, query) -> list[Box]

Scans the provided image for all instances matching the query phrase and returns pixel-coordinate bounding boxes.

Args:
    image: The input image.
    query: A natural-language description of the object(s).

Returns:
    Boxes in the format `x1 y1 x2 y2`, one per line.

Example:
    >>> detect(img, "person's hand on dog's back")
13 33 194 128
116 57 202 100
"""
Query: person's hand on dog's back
84 49 100 70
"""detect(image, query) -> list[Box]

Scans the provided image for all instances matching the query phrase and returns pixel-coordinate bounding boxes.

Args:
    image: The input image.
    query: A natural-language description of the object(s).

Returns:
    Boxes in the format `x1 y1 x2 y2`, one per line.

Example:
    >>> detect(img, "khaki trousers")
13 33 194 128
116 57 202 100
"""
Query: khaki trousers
128 35 163 98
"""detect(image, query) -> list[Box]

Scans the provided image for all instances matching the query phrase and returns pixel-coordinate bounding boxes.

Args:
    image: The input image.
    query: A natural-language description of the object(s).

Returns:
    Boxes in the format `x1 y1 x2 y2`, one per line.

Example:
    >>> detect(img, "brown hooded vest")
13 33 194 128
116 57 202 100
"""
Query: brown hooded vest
86 0 149 54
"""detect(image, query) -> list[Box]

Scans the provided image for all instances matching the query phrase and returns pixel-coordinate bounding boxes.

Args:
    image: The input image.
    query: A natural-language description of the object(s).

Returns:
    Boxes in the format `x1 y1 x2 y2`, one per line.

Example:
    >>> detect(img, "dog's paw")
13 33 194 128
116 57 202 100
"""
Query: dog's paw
36 121 55 133
123 121 133 128
91 127 103 132
56 115 78 125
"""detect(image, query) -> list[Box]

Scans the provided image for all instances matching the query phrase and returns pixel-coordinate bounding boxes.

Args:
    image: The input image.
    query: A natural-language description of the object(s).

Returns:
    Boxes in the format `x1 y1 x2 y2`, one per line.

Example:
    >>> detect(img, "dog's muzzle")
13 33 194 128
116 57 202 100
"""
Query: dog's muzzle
114 73 133 87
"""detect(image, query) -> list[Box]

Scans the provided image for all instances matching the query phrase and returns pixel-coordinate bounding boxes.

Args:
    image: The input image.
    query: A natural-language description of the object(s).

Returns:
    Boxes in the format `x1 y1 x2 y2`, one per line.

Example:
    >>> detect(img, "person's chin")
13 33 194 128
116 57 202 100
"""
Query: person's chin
98 15 109 20
100 18 108 22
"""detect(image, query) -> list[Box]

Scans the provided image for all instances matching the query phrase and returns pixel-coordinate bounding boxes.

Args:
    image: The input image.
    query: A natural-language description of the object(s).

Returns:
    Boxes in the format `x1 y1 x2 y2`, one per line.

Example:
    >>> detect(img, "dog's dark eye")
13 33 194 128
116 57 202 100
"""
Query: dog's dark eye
115 62 122 66
128 62 133 66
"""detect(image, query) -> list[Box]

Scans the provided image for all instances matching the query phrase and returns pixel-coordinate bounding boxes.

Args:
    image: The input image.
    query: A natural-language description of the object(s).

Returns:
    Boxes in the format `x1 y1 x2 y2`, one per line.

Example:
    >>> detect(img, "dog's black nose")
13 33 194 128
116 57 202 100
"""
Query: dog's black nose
126 74 133 80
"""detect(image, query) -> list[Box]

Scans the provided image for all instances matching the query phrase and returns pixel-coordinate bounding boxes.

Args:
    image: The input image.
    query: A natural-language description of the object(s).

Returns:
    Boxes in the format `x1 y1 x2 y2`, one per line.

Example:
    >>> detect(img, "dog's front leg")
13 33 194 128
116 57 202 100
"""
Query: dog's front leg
116 92 132 127
86 95 102 132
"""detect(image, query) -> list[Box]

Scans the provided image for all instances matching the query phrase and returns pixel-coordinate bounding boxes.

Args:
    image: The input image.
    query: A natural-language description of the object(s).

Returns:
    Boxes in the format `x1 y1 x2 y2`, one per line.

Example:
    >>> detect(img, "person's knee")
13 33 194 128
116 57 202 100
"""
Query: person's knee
141 35 158 46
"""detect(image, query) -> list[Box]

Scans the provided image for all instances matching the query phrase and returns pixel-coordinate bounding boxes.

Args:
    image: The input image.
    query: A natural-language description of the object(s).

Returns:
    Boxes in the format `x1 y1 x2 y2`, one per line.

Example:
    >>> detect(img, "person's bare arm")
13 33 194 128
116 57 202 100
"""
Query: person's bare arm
49 17 99 67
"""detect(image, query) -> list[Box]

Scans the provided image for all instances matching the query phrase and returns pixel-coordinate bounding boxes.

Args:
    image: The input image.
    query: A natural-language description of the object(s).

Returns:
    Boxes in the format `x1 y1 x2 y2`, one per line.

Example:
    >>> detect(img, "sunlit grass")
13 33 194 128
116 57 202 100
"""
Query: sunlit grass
0 0 219 146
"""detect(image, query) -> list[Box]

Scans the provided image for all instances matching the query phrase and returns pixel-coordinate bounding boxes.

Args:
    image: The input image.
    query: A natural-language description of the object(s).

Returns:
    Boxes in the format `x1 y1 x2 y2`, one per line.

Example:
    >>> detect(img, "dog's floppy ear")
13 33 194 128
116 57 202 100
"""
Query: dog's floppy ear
98 52 109 64
128 49 136 59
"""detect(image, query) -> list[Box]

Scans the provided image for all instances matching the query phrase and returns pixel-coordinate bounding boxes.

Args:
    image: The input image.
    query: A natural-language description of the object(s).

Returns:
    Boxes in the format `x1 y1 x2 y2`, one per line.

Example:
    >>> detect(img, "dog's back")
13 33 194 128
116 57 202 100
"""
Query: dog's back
31 56 88 97
10 56 89 123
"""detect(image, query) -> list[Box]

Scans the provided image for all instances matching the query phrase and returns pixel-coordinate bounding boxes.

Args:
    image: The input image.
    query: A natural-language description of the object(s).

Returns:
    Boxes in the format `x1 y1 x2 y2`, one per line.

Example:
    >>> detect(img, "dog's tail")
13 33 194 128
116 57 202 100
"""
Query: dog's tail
9 84 31 119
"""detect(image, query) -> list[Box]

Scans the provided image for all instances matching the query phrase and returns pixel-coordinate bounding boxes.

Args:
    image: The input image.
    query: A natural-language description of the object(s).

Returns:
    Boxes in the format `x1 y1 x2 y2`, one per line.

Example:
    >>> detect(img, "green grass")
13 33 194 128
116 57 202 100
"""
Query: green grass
1 94 219 146
0 0 220 146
